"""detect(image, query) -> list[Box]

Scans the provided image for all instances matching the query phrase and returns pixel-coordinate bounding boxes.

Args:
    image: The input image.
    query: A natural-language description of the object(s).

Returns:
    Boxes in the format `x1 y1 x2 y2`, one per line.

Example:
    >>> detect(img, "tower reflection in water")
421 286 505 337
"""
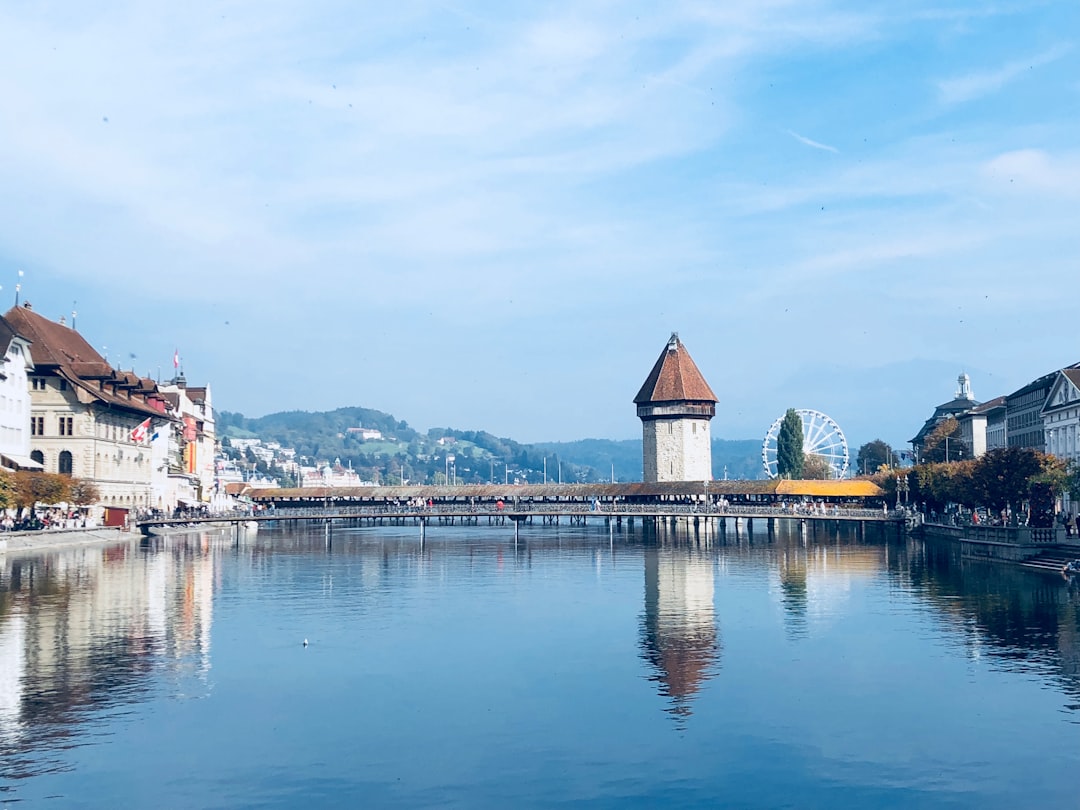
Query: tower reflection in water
639 528 720 725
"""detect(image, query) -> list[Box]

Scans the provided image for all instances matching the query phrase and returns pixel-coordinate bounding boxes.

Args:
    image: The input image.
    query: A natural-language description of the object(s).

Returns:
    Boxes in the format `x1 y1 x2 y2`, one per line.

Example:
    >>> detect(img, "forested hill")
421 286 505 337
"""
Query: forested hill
216 408 764 484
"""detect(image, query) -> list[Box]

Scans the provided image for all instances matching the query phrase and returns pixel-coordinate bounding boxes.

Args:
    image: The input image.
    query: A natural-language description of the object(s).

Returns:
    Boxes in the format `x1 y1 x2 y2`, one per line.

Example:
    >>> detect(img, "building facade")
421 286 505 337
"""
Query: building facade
0 314 39 471
910 373 981 461
1006 371 1062 450
635 334 717 482
6 303 171 509
160 378 217 503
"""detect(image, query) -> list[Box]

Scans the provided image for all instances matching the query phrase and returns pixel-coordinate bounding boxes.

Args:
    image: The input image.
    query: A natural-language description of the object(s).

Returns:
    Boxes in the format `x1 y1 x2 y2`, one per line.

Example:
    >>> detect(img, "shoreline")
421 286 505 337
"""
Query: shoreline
0 523 231 556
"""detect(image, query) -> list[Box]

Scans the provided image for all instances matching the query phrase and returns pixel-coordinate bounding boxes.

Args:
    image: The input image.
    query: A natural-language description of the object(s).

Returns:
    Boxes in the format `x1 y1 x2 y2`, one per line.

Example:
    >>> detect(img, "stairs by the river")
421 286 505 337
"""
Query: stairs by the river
1020 548 1080 574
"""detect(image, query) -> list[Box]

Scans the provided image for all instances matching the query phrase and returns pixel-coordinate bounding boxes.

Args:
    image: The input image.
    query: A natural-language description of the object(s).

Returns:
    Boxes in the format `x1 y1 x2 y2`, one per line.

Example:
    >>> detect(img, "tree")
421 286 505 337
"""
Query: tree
776 409 804 479
970 448 1042 521
856 439 897 475
0 470 16 510
920 417 967 464
67 478 101 508
802 454 832 480
14 472 71 514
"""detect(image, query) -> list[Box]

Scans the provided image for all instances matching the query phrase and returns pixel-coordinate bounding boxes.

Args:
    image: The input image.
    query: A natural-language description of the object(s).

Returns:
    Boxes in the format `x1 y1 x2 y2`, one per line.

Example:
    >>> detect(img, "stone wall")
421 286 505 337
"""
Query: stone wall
642 418 712 482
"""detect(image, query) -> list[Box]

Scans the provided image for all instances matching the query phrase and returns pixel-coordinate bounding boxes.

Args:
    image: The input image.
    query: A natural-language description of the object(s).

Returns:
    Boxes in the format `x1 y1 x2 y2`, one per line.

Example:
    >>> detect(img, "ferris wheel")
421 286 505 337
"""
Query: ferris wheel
762 409 849 480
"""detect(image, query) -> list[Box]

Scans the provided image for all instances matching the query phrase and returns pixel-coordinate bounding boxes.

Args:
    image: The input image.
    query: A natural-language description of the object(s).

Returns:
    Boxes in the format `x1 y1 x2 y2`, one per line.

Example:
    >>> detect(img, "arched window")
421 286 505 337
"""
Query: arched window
59 450 73 476
30 449 44 466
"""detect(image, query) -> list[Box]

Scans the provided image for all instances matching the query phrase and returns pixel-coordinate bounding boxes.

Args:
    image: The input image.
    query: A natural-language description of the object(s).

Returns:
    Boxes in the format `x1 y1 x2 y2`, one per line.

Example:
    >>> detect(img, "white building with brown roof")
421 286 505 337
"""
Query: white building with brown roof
5 303 172 510
0 314 39 471
634 334 717 483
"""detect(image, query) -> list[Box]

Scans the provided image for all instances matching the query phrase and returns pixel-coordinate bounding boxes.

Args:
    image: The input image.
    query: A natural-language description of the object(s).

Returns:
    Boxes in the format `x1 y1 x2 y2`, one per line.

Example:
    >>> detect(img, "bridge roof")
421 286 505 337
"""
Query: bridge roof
634 333 717 405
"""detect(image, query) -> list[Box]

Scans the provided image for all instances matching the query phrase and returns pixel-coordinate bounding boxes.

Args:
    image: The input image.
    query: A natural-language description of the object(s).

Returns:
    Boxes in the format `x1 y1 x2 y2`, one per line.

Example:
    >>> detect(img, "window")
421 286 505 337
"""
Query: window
31 416 44 436
59 451 73 476
59 379 67 391
59 416 74 436
30 449 44 465
31 378 46 391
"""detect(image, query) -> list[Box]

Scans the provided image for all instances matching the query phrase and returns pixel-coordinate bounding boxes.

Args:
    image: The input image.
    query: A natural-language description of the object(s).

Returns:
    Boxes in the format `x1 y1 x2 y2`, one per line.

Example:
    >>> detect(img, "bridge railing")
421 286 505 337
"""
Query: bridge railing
246 503 892 521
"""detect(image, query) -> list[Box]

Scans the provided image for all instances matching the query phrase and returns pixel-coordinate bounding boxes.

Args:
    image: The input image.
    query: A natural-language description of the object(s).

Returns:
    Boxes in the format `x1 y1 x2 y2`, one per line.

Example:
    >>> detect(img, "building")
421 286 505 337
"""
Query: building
1042 369 1080 463
955 395 1007 459
160 377 217 503
634 333 717 482
6 303 171 509
910 373 981 461
0 314 40 471
1006 366 1080 450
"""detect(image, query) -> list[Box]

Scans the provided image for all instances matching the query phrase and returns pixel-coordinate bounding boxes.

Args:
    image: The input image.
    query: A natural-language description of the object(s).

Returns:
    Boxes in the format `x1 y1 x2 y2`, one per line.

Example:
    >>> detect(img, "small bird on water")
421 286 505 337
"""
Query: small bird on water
303 638 309 647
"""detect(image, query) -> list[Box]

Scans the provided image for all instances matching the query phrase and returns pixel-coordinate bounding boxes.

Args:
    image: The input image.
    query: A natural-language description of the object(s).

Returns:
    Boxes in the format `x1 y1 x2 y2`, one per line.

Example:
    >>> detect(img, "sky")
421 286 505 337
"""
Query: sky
1 0 1078 452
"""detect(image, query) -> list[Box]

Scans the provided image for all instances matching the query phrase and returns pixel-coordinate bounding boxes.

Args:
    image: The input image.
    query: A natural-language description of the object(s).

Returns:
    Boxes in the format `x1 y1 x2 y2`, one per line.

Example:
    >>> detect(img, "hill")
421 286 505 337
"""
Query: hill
217 408 764 484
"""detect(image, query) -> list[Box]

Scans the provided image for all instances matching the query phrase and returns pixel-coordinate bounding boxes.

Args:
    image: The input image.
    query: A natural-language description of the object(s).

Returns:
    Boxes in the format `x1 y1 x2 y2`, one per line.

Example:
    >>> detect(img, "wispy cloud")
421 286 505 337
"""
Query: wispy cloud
786 130 839 153
937 43 1071 105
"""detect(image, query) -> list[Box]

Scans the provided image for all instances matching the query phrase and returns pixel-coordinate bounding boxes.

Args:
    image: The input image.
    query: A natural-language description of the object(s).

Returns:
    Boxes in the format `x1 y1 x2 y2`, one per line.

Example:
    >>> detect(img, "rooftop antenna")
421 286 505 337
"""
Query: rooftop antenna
71 301 77 330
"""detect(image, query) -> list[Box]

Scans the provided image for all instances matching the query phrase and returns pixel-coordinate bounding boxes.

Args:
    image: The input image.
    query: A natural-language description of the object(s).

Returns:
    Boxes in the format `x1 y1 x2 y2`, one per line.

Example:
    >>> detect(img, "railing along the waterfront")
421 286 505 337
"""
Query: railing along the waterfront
247 503 894 520
921 521 1066 545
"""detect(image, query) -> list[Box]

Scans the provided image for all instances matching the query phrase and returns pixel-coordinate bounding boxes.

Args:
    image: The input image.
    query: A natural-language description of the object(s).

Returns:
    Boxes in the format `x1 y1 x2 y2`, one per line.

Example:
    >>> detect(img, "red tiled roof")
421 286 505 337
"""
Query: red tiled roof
5 303 166 419
5 304 103 366
634 333 717 405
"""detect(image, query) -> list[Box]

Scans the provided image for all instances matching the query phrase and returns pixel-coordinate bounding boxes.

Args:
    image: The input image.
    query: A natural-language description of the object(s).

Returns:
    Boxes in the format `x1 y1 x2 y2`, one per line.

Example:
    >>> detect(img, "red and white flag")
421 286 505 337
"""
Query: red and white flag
131 417 152 443
173 349 180 370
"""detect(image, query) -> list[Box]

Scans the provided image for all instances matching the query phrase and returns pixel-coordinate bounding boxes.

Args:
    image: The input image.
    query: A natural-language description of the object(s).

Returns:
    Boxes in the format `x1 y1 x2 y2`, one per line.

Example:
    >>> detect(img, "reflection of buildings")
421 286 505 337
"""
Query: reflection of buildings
0 538 217 773
639 545 720 723
773 540 886 638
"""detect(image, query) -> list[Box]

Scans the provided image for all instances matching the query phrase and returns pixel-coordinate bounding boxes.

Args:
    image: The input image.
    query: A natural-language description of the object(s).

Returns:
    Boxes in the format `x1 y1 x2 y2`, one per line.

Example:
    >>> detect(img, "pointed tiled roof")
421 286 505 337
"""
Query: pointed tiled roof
634 333 717 405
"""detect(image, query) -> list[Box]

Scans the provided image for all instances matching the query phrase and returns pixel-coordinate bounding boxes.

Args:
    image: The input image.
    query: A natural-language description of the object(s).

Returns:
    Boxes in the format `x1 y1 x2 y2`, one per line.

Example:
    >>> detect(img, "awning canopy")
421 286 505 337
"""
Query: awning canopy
1 453 45 471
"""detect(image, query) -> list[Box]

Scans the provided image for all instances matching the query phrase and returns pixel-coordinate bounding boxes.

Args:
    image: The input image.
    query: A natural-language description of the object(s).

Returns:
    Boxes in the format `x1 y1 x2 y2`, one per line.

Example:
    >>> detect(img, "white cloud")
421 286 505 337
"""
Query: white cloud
936 43 1071 105
980 148 1080 197
786 130 839 153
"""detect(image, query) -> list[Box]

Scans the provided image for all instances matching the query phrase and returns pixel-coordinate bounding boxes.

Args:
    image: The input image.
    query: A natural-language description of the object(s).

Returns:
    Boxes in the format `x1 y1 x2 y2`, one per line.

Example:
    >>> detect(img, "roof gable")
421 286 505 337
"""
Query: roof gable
1041 370 1080 415
634 333 717 405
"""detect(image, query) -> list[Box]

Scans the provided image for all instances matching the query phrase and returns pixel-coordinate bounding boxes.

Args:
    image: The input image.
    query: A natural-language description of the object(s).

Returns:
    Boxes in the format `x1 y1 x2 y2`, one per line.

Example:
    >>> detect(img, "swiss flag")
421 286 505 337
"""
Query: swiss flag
131 418 152 443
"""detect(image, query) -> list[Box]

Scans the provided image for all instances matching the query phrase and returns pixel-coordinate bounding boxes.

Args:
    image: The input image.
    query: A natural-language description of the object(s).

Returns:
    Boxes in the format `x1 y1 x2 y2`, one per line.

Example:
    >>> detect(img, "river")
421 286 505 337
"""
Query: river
2 519 1079 808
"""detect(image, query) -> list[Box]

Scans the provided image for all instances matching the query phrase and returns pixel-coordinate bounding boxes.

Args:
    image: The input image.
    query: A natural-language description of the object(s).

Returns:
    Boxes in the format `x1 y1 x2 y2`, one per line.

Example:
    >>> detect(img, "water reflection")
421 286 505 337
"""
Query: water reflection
899 538 1080 712
4 521 1080 804
0 534 218 783
639 541 720 724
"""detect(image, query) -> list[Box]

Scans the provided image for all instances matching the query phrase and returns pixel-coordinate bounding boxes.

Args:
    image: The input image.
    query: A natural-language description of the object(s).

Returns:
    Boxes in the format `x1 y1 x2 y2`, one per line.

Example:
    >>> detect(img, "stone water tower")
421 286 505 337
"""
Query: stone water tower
634 333 717 482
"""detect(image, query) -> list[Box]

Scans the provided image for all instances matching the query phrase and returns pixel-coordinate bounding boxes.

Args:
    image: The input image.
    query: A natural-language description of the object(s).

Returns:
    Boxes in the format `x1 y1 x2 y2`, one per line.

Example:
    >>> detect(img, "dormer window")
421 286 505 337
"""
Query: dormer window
31 378 46 391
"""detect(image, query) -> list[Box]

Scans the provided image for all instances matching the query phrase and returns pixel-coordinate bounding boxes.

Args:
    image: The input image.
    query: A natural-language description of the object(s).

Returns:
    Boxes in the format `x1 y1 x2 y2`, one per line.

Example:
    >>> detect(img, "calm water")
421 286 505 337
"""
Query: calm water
2 519 1080 808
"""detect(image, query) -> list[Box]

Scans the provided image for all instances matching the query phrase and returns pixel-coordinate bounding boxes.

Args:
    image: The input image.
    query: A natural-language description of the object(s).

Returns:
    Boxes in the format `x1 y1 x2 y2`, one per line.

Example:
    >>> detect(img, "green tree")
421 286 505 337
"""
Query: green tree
776 409 804 479
856 439 898 475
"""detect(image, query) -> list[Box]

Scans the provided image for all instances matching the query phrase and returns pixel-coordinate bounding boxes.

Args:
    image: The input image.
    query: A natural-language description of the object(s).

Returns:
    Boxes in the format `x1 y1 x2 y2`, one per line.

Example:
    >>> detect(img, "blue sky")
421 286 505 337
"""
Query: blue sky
1 1 1077 451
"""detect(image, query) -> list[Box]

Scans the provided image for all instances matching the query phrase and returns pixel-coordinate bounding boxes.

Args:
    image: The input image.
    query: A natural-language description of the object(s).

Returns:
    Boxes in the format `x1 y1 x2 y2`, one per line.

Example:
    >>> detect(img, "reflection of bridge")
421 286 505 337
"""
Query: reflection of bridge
139 502 900 531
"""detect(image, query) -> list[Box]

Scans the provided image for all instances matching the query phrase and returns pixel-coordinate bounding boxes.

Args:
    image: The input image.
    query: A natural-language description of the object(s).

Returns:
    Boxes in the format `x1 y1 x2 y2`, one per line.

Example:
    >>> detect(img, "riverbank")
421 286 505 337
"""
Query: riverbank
0 526 132 555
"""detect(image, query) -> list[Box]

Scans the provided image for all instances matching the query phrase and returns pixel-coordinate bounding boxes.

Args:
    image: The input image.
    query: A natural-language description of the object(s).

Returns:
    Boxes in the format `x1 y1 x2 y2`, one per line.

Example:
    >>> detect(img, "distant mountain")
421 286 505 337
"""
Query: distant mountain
217 408 765 483
533 438 764 481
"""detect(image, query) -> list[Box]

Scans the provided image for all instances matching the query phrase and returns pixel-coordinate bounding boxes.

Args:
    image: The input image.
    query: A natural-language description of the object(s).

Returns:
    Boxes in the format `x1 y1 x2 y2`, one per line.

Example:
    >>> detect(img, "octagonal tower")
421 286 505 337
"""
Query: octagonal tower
634 333 717 482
